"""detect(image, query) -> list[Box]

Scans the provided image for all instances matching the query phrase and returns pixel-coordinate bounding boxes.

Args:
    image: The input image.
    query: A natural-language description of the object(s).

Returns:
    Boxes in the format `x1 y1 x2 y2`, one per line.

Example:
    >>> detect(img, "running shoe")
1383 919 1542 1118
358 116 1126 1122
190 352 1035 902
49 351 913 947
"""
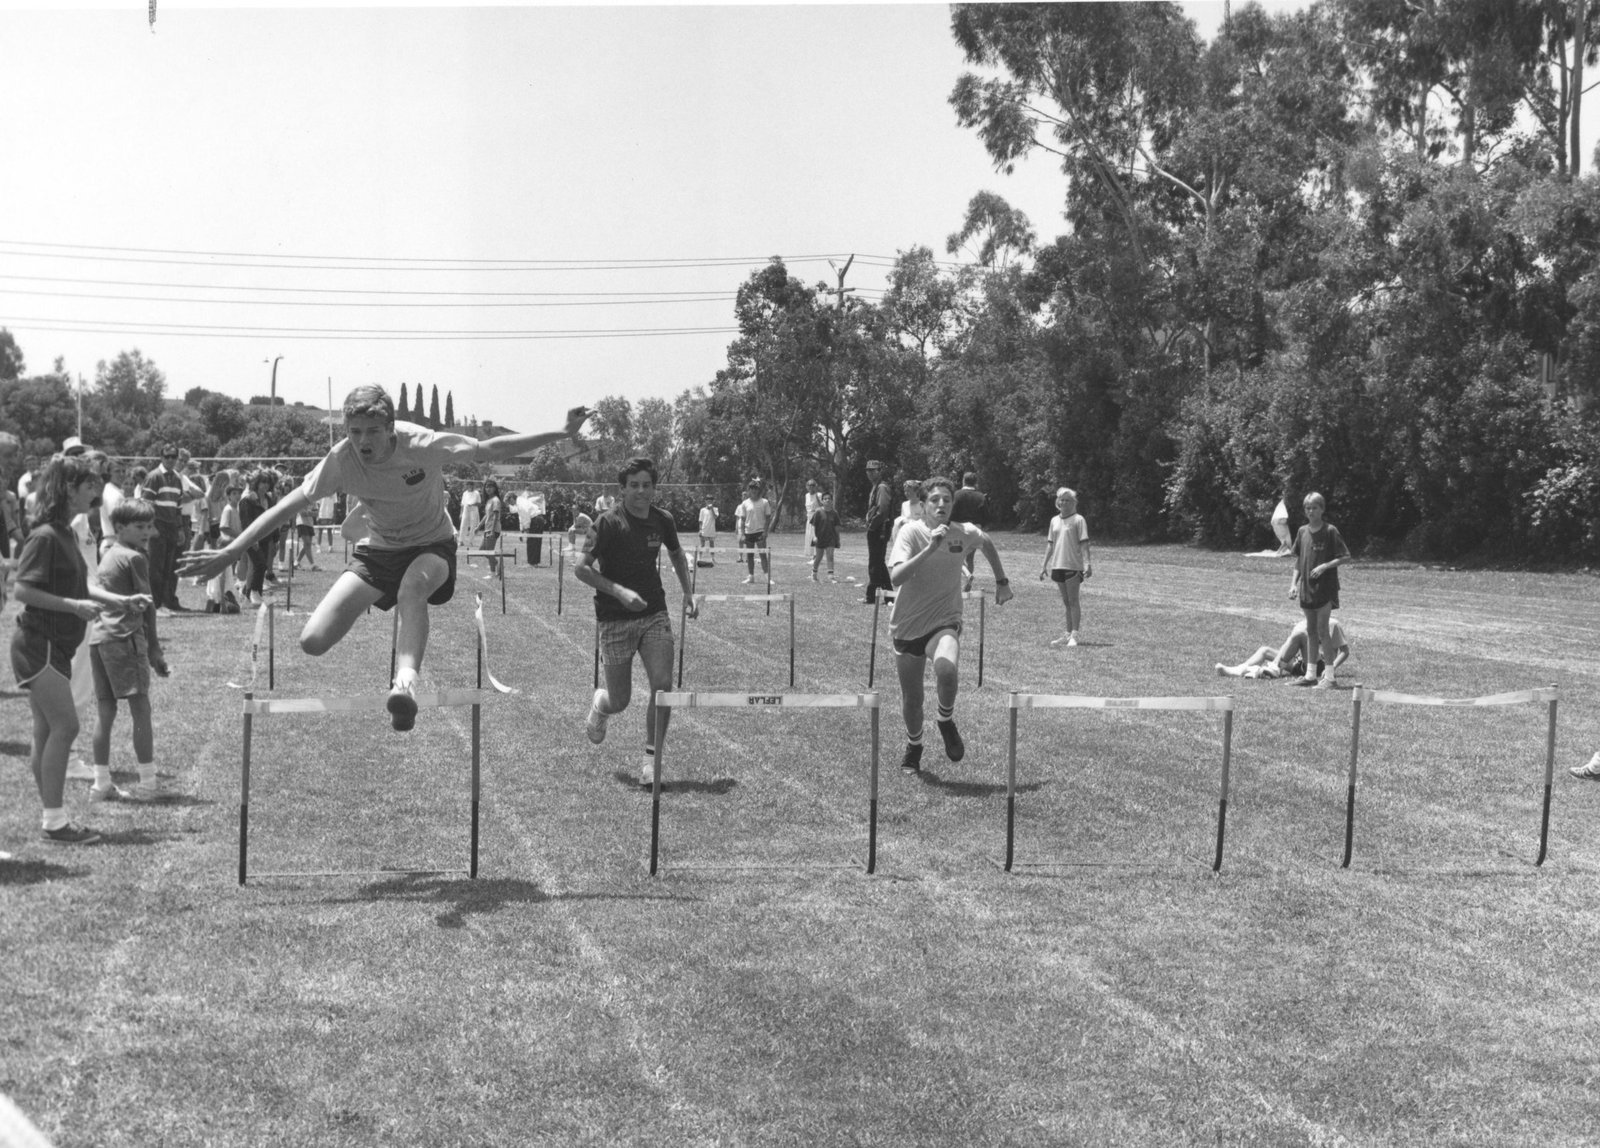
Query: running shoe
89 784 134 803
899 743 924 774
586 689 609 744
43 822 101 845
639 756 657 789
386 683 418 732
1570 753 1600 780
1049 632 1073 648
936 719 965 763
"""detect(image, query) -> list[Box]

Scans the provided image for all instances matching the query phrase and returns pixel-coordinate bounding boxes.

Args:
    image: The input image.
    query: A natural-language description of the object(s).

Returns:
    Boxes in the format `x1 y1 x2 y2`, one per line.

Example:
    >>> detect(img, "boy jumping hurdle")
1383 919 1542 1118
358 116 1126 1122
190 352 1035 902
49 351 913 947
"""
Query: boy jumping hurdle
180 386 589 730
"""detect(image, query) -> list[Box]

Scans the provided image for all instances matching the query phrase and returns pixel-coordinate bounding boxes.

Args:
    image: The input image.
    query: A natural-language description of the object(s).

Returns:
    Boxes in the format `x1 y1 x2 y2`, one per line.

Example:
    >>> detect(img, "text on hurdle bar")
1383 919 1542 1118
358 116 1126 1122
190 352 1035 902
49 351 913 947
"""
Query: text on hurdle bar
1354 687 1558 707
692 593 791 604
657 691 880 709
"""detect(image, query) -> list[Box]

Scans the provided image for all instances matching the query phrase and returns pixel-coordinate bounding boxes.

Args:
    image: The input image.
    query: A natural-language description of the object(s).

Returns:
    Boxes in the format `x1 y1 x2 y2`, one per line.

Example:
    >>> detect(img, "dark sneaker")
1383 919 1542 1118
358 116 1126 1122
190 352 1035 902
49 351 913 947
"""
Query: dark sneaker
43 822 101 845
898 743 924 774
1290 677 1317 688
386 685 418 732
936 719 965 763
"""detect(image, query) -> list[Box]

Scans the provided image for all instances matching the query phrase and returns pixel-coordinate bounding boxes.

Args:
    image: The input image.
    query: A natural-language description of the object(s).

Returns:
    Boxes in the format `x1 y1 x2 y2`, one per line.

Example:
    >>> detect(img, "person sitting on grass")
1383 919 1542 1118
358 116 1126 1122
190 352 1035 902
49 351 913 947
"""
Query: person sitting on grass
1216 617 1351 683
888 475 1013 774
180 386 590 732
87 498 173 803
10 454 151 845
578 457 698 788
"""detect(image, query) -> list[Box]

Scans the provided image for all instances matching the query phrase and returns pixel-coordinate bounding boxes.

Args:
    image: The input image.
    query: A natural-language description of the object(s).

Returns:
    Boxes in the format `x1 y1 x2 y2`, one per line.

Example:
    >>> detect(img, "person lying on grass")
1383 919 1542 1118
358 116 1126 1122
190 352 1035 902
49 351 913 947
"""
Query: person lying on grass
1216 617 1351 684
179 385 590 731
888 475 1013 774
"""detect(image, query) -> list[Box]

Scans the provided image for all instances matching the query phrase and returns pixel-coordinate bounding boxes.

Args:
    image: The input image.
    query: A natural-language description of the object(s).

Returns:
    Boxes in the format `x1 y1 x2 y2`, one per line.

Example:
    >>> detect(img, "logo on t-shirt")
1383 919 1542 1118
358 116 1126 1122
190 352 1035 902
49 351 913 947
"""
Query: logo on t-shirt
646 530 661 549
402 468 426 486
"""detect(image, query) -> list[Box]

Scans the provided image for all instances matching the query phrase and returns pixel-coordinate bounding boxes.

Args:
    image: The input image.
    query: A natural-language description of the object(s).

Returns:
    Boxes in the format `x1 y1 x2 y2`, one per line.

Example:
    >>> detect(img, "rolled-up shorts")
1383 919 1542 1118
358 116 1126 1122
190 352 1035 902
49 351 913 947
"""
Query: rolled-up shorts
10 627 74 688
892 622 961 659
350 540 458 612
90 634 150 700
599 610 673 667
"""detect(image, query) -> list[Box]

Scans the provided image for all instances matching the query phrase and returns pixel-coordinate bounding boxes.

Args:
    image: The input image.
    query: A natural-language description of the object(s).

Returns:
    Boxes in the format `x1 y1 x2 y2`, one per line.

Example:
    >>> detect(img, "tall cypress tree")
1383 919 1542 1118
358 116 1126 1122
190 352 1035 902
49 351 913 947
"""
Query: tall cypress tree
397 381 410 420
445 391 455 428
428 384 442 428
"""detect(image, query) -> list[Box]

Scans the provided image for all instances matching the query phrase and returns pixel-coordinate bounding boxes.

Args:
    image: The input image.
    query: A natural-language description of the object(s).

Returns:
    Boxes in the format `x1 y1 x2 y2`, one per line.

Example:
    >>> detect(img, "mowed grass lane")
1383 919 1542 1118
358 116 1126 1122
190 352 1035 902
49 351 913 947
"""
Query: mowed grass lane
3 535 1599 1146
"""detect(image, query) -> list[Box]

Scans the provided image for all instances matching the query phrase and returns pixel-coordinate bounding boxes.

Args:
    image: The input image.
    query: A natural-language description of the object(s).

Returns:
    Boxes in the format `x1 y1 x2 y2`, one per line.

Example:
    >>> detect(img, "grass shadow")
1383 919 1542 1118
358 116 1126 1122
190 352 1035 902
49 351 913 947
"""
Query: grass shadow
614 770 738 795
341 873 682 928
915 770 1042 797
0 739 30 757
0 690 27 702
93 828 175 848
0 857 86 885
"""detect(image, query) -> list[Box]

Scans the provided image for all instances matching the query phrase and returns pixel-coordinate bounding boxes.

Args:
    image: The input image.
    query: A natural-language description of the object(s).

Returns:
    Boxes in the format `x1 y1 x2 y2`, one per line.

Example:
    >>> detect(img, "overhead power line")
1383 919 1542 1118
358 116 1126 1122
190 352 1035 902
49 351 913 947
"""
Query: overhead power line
2 316 739 341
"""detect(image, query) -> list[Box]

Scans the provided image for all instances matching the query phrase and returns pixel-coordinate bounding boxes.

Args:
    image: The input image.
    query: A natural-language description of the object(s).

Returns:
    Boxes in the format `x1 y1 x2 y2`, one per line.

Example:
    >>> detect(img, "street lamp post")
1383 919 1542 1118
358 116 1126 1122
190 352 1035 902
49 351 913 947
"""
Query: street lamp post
265 355 283 405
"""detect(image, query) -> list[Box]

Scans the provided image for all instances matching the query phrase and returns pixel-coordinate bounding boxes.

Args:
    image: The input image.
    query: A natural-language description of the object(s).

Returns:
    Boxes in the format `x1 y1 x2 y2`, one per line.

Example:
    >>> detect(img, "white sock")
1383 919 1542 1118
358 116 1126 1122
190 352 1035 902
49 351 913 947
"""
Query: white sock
94 766 113 788
43 808 68 831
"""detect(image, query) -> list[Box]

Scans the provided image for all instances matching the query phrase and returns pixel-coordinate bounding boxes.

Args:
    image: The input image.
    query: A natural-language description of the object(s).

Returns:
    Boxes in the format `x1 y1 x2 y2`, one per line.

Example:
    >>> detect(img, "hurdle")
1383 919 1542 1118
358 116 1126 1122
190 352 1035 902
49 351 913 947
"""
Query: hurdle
721 546 774 612
865 588 987 687
647 690 882 875
237 606 510 885
676 593 795 688
1003 692 1235 874
1342 684 1559 869
460 548 515 613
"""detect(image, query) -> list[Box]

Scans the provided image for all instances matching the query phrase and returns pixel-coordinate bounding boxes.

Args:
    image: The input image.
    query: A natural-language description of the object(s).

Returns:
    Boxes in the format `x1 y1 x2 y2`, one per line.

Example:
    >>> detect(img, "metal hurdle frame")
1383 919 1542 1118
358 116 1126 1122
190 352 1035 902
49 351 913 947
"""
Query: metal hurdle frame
676 593 795 688
648 690 882 876
1003 693 1236 874
1343 684 1559 869
460 548 516 614
702 546 774 612
866 587 987 688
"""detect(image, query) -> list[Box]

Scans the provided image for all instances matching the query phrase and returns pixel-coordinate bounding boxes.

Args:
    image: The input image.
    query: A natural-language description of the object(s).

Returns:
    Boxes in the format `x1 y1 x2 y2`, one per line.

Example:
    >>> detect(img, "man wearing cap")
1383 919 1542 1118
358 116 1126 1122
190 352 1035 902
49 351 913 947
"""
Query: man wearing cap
862 460 895 605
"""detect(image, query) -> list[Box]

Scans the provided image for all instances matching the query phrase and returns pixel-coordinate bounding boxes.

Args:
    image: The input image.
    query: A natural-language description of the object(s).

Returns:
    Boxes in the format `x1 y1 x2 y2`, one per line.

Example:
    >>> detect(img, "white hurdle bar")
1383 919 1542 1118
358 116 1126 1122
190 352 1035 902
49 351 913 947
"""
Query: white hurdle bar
866 588 986 687
1004 693 1236 874
1343 684 1559 869
690 546 774 608
238 685 497 885
648 690 882 876
676 593 795 688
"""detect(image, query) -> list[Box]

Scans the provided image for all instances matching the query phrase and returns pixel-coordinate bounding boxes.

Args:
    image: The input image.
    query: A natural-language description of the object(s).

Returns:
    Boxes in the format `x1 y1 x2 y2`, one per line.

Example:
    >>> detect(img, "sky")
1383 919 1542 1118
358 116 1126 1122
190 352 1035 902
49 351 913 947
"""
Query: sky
3 1 1281 435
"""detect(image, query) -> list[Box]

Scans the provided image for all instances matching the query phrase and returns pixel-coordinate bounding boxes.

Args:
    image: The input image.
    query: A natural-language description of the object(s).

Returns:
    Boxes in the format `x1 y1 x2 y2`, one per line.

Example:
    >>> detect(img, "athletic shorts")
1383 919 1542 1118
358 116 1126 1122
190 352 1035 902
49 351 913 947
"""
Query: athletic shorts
482 531 500 554
350 540 457 612
740 531 767 552
892 623 960 659
91 634 150 700
10 627 75 688
1051 569 1084 584
295 524 314 539
599 610 673 667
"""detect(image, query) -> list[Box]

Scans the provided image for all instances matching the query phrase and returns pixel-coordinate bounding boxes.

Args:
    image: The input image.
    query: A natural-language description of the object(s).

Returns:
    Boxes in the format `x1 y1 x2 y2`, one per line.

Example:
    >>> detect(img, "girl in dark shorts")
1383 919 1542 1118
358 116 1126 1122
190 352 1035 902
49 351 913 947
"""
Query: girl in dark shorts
1288 491 1351 689
10 454 150 846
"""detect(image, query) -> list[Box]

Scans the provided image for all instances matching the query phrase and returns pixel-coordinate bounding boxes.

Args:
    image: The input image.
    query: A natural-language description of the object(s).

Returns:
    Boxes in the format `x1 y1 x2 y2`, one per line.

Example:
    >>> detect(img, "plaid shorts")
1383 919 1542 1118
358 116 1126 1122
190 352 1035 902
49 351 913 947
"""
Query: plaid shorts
599 610 673 666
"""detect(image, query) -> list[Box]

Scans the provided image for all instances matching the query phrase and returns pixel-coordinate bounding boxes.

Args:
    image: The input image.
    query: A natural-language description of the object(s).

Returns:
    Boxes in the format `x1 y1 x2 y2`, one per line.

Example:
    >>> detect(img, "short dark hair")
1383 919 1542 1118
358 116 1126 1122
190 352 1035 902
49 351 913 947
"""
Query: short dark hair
111 497 156 529
962 472 977 486
923 475 955 499
342 385 395 424
161 443 180 459
617 457 658 486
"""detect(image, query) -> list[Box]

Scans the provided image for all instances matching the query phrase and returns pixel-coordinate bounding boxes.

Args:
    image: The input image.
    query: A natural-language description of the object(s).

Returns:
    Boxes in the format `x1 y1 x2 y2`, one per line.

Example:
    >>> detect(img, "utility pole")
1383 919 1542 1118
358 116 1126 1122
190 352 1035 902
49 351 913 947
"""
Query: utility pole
76 374 84 437
327 377 336 448
265 355 283 405
822 254 856 312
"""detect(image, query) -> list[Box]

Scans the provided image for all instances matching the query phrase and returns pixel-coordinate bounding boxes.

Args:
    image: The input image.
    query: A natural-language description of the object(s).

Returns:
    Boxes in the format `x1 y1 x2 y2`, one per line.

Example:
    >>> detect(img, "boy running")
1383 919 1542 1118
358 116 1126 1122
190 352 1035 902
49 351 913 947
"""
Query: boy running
888 475 1013 773
180 386 589 730
577 457 698 788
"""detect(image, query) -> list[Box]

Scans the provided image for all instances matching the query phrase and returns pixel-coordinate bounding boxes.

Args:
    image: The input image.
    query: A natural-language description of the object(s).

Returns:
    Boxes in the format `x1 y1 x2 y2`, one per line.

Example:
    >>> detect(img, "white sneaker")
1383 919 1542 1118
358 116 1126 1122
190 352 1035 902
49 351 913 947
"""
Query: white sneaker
741 576 754 584
640 756 657 788
89 783 134 803
65 758 96 782
1066 633 1078 647
586 690 608 744
1313 675 1335 690
1049 632 1072 648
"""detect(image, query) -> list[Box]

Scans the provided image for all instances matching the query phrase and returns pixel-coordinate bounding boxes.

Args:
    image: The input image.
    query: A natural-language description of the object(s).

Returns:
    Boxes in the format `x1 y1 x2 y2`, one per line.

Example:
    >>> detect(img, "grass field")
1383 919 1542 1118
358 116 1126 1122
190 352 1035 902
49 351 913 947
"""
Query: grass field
4 533 1600 1146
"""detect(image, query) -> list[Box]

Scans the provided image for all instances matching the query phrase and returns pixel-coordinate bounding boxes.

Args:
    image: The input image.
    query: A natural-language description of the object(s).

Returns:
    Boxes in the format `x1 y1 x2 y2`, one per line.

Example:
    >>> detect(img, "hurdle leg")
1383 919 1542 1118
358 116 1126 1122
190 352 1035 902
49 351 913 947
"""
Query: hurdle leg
240 693 254 886
499 557 506 614
1213 709 1232 873
557 545 565 614
765 551 772 616
868 593 881 687
676 597 689 688
977 595 986 688
789 597 796 688
868 704 879 874
593 620 600 690
1342 690 1362 869
284 554 294 613
267 602 276 691
1537 687 1557 866
471 644 483 879
649 701 666 876
1004 699 1018 872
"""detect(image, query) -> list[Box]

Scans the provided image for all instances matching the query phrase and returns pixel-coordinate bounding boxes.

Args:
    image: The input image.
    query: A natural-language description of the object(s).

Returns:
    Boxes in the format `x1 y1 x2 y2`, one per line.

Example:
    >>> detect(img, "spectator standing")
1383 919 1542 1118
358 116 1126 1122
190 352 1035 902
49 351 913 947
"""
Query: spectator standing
950 471 988 590
862 460 894 605
734 480 775 584
145 444 195 613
